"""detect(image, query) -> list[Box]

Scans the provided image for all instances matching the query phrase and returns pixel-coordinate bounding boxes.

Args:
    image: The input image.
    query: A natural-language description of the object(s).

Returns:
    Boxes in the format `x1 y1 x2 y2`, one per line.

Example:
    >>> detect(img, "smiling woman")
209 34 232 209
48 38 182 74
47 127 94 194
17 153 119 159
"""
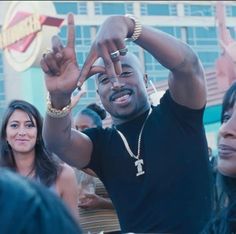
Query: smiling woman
0 100 79 221
201 81 236 233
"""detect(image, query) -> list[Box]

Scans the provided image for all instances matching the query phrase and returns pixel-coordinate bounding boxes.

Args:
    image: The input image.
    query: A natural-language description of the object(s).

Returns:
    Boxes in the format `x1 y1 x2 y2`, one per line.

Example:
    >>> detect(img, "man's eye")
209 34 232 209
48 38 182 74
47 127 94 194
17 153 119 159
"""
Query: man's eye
120 71 132 78
99 75 109 84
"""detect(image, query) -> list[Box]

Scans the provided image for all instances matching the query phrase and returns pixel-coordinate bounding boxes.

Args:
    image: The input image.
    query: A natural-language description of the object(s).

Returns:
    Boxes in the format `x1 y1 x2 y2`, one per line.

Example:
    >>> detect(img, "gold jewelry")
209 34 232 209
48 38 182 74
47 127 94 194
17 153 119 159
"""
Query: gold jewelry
115 108 152 176
46 93 72 118
125 14 142 42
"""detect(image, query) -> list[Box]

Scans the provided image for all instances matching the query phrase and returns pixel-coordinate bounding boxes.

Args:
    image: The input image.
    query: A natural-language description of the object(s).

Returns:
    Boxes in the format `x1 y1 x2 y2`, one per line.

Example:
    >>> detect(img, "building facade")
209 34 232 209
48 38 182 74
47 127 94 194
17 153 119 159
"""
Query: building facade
1 1 236 151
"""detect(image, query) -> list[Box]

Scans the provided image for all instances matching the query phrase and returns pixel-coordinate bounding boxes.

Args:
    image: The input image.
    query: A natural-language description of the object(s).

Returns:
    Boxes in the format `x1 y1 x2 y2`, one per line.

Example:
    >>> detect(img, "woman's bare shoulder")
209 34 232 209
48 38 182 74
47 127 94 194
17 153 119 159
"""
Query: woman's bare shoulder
57 163 77 186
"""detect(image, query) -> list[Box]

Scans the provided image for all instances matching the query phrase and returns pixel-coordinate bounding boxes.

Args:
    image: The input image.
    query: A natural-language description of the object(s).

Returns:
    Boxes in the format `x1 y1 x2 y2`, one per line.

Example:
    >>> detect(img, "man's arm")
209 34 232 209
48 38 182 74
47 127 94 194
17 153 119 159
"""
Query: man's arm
78 194 115 210
41 14 97 169
43 111 93 168
135 25 206 109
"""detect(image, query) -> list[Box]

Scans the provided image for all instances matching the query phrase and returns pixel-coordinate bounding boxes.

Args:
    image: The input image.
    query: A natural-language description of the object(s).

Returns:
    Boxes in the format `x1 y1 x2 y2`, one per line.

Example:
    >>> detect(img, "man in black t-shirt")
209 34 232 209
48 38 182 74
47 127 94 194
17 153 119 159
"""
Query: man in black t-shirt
41 13 212 233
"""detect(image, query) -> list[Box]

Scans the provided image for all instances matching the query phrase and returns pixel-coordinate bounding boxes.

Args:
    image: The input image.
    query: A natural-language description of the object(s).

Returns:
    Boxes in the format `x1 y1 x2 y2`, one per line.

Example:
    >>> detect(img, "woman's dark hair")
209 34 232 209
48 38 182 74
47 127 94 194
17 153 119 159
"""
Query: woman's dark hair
201 197 236 234
221 81 236 124
201 81 236 233
86 103 107 120
76 103 107 128
215 174 236 213
217 81 236 216
0 100 61 187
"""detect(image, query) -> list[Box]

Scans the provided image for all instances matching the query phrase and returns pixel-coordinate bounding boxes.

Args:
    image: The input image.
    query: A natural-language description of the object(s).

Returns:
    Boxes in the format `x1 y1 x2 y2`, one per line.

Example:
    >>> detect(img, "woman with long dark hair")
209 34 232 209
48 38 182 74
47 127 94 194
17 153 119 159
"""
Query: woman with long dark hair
0 100 79 220
202 81 236 233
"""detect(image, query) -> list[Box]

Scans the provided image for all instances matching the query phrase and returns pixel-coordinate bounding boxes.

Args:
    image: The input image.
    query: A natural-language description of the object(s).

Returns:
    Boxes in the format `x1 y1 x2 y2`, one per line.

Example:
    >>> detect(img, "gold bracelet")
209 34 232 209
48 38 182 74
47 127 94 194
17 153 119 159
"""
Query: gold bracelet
46 93 72 118
125 14 142 42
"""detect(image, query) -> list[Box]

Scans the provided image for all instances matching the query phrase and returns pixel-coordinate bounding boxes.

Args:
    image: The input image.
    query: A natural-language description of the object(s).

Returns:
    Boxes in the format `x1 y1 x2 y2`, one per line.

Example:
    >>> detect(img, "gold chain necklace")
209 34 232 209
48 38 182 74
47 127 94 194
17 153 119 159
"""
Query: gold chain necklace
115 108 152 176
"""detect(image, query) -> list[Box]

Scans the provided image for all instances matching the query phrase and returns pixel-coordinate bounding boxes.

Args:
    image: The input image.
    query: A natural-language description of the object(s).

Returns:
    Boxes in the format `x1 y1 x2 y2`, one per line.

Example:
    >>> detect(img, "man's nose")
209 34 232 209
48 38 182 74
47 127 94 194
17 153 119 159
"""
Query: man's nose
111 77 125 90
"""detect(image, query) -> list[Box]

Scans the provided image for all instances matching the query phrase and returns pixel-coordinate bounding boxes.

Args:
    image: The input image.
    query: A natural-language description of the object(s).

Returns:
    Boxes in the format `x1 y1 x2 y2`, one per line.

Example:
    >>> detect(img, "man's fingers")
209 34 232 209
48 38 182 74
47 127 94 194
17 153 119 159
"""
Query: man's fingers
115 39 127 56
102 56 117 79
88 66 106 78
43 52 61 75
108 44 122 75
66 13 75 49
98 43 117 79
77 48 98 88
52 36 64 61
52 35 63 52
40 59 52 75
113 60 122 75
76 66 106 91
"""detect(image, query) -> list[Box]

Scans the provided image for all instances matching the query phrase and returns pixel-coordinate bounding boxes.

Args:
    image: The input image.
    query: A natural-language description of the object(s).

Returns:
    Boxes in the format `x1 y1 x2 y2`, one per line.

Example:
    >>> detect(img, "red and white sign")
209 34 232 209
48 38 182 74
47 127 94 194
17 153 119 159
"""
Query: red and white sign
1 1 64 71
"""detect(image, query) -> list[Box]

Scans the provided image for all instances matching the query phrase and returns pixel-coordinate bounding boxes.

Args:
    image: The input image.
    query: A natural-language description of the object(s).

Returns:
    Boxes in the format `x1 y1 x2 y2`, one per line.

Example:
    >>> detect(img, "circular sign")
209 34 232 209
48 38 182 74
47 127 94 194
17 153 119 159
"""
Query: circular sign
1 1 63 71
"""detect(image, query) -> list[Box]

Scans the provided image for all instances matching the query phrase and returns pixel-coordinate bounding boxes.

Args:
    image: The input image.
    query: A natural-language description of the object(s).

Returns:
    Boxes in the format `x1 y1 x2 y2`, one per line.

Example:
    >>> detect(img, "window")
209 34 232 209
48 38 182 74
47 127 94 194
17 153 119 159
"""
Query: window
144 52 168 82
141 3 177 16
53 2 77 14
58 25 67 38
126 3 133 14
76 51 89 67
186 27 218 46
95 2 133 15
184 4 215 16
78 2 87 15
227 27 236 39
197 51 220 68
0 78 4 93
58 25 92 46
184 27 220 68
155 26 181 39
226 5 236 17
75 26 92 45
87 79 96 91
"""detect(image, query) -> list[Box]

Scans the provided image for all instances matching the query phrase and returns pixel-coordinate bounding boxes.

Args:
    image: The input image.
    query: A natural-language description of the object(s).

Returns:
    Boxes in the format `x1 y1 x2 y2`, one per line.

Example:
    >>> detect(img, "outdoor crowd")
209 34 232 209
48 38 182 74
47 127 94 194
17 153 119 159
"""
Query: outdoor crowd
1 13 236 234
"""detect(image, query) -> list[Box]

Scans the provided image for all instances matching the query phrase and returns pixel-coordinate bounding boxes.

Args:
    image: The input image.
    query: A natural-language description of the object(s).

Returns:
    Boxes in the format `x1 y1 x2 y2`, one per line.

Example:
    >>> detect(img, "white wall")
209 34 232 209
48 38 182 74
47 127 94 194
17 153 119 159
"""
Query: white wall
0 2 10 25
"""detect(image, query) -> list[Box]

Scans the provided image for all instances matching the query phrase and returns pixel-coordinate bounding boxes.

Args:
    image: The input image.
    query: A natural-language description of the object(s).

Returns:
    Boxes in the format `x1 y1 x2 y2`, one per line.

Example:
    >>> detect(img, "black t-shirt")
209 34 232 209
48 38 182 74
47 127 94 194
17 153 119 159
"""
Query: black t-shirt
84 90 212 233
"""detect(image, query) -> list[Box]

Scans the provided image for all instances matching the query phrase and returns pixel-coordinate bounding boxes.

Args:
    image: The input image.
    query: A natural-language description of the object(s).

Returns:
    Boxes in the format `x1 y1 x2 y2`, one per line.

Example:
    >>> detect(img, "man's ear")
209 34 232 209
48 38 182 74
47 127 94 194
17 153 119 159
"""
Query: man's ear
144 73 148 88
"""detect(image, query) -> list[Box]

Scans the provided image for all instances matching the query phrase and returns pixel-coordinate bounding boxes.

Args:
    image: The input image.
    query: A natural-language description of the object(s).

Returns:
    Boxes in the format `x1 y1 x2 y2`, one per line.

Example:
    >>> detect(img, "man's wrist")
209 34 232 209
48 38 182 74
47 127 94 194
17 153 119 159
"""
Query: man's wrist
46 92 72 118
125 14 142 42
49 92 71 109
